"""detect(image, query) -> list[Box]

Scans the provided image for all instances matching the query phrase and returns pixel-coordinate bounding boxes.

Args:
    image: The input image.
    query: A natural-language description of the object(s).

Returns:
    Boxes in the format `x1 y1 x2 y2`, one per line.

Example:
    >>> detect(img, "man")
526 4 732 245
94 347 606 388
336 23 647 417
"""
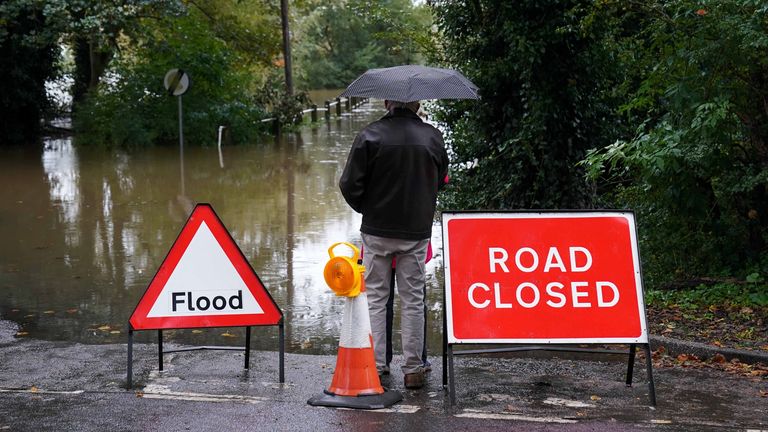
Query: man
339 100 448 389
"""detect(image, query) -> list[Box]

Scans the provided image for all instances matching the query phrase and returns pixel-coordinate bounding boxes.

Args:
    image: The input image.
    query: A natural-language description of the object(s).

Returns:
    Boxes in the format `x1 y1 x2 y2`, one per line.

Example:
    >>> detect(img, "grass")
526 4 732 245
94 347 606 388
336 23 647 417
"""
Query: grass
645 282 768 352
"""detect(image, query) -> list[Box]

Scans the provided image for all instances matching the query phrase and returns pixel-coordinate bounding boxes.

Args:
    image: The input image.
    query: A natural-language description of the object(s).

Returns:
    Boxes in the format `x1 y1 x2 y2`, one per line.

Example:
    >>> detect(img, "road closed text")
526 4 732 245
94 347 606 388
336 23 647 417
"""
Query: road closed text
466 246 620 309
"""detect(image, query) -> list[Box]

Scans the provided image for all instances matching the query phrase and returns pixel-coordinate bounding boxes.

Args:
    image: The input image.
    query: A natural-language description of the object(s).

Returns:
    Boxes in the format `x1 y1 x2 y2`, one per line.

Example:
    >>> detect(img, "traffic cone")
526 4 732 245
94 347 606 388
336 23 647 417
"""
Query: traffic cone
307 243 402 409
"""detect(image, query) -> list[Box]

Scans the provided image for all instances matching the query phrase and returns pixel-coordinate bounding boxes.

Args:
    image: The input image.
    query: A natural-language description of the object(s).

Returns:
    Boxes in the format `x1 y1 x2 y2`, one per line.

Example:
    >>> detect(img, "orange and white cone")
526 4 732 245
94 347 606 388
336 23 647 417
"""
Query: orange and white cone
327 290 383 396
308 243 402 409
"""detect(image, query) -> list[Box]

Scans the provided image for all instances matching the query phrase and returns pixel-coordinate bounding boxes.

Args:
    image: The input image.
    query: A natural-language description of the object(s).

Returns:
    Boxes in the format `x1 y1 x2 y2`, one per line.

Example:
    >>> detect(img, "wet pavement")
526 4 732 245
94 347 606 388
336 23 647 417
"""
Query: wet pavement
1 321 765 431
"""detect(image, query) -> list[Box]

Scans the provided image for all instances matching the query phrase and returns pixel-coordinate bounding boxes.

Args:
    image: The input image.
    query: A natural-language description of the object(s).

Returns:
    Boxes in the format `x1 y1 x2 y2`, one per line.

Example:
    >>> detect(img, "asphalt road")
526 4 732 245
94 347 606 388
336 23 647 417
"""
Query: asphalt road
0 321 766 432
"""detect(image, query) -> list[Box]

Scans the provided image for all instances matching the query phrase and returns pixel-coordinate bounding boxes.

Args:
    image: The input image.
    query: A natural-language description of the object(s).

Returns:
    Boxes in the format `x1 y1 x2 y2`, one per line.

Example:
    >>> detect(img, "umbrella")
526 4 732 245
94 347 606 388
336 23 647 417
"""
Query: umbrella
339 64 479 102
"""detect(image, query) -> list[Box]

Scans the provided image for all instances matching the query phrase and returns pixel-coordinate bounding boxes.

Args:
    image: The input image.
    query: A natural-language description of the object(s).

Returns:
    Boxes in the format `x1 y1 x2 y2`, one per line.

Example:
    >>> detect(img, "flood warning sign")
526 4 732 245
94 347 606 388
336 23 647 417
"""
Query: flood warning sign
130 204 281 330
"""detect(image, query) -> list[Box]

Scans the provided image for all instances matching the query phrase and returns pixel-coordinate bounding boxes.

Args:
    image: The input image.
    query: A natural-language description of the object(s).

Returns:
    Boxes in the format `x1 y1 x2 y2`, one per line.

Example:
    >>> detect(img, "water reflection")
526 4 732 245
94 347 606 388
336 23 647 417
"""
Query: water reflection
0 101 445 355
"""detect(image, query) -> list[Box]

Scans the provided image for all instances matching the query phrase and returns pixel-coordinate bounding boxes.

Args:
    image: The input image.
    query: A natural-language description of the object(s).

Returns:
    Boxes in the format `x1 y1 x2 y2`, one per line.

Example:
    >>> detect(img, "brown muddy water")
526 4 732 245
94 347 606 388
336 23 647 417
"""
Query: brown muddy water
0 100 445 355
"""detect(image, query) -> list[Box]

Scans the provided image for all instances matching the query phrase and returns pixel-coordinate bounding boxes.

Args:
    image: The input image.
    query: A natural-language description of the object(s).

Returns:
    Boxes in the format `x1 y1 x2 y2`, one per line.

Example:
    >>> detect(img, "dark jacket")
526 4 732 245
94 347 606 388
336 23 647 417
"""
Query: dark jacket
339 108 449 240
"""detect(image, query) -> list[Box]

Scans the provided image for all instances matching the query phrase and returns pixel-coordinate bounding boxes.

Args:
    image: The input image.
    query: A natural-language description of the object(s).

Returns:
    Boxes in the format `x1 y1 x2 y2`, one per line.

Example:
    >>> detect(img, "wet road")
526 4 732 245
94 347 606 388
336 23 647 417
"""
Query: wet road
0 322 766 431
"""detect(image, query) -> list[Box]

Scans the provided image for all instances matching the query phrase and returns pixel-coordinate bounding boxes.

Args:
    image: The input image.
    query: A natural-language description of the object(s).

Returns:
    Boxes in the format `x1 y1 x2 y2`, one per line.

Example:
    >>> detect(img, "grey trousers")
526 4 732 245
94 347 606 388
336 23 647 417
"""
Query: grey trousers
361 233 429 375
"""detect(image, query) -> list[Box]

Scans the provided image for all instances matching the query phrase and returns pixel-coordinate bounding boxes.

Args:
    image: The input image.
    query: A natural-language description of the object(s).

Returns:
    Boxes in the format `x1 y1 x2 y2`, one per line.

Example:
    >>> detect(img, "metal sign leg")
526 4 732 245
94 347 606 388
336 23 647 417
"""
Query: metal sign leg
626 343 637 386
245 326 251 369
158 330 164 371
279 320 285 383
448 345 456 406
442 287 448 388
643 343 657 406
127 327 134 389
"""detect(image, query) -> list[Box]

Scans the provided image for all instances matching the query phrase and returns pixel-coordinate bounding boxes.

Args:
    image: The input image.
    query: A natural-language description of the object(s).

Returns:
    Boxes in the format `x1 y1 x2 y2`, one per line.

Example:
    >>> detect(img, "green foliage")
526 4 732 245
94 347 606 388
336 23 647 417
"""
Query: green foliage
0 0 59 145
431 0 622 209
294 0 433 90
582 0 768 285
646 282 768 309
74 4 281 147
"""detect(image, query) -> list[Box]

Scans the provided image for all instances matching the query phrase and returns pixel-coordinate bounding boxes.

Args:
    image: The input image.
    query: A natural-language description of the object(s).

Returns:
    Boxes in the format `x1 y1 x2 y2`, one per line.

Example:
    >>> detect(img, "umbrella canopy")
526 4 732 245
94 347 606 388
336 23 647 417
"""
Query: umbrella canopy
339 65 479 102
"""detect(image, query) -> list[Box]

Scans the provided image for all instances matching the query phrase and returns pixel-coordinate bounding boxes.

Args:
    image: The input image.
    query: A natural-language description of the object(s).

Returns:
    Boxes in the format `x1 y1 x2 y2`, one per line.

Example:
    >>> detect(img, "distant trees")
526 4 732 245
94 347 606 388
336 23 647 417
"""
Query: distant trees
0 0 434 146
294 0 433 89
74 1 286 147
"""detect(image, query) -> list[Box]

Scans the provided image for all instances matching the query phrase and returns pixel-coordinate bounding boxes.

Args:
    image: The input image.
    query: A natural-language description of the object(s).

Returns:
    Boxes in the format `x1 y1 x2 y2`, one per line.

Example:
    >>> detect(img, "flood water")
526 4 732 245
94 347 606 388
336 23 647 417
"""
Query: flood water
0 100 446 356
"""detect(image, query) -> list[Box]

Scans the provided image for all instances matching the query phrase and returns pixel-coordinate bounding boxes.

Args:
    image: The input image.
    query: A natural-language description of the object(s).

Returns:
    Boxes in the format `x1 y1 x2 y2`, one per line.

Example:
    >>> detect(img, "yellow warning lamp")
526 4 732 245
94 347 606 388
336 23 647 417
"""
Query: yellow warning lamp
324 242 365 297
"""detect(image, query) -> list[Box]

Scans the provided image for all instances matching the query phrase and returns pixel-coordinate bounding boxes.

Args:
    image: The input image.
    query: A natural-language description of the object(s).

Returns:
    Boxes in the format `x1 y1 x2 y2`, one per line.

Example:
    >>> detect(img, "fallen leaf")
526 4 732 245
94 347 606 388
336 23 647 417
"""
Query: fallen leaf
221 332 236 338
66 309 78 314
110 330 121 335
712 341 723 347
43 310 55 315
590 395 601 401
135 391 144 398
15 332 28 337
191 330 203 334
24 314 35 318
98 325 111 331
30 386 38 393
711 353 726 363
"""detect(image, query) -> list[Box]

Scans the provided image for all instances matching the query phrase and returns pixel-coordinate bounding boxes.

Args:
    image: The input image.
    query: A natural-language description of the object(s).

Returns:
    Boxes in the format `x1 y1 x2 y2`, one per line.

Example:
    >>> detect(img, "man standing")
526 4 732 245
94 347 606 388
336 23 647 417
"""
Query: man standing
339 100 448 389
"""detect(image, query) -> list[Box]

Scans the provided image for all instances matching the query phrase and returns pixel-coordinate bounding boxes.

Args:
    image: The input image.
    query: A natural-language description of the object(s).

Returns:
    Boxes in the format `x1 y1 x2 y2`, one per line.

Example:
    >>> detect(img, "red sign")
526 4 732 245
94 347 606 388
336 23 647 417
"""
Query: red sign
442 212 648 344
130 204 282 330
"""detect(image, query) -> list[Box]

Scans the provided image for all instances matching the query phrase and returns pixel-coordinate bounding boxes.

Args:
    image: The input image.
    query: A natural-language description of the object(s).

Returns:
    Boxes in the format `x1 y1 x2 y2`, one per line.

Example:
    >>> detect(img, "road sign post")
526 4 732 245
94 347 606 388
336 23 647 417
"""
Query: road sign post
164 69 190 195
441 211 656 406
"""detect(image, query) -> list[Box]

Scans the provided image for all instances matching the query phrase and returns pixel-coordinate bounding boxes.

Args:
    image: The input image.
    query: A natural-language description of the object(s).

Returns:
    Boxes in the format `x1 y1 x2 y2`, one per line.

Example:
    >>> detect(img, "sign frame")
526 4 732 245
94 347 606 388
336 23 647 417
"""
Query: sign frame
440 210 656 406
126 203 284 389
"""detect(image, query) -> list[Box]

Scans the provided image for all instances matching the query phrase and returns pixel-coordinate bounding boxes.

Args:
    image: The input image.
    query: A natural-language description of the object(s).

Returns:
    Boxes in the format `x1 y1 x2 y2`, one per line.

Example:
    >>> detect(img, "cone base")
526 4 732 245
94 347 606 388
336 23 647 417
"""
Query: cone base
307 389 402 410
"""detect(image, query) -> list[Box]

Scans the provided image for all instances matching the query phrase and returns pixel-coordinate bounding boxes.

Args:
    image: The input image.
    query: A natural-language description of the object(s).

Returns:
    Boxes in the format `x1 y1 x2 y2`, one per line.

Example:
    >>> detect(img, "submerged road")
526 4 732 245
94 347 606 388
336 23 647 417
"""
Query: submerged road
0 322 766 431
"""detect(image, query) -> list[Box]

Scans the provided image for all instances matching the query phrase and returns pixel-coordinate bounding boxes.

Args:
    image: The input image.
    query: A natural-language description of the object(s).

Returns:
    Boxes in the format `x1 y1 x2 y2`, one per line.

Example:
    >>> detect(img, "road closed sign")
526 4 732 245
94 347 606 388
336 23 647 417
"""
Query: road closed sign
442 211 648 344
130 204 282 330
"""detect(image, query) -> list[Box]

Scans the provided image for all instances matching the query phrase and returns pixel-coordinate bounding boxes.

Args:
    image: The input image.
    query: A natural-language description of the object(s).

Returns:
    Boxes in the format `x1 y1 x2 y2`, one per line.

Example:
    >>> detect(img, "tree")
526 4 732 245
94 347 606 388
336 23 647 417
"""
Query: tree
294 0 432 90
74 2 284 147
582 0 768 283
430 0 622 210
46 0 185 106
0 1 59 145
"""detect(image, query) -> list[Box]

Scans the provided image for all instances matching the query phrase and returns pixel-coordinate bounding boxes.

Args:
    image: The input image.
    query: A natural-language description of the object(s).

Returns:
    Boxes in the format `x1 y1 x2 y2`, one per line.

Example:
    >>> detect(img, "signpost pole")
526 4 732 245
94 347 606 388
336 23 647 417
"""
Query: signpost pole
178 95 185 196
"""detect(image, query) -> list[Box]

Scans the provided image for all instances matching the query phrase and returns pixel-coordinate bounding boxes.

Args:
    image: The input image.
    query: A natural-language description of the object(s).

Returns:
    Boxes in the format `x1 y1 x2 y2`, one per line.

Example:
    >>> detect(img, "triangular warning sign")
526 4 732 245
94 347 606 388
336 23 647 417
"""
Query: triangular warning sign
130 204 282 330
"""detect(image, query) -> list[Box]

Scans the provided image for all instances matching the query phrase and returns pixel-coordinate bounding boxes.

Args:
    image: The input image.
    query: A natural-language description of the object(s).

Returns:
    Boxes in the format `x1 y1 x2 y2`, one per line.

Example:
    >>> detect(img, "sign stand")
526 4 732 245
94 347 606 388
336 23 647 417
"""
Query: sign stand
126 204 284 389
440 210 657 407
442 340 656 406
127 322 285 389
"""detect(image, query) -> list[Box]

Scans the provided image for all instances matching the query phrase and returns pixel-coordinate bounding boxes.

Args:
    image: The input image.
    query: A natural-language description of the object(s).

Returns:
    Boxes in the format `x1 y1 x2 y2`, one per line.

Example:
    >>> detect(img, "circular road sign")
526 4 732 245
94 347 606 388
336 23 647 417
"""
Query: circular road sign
164 69 190 96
